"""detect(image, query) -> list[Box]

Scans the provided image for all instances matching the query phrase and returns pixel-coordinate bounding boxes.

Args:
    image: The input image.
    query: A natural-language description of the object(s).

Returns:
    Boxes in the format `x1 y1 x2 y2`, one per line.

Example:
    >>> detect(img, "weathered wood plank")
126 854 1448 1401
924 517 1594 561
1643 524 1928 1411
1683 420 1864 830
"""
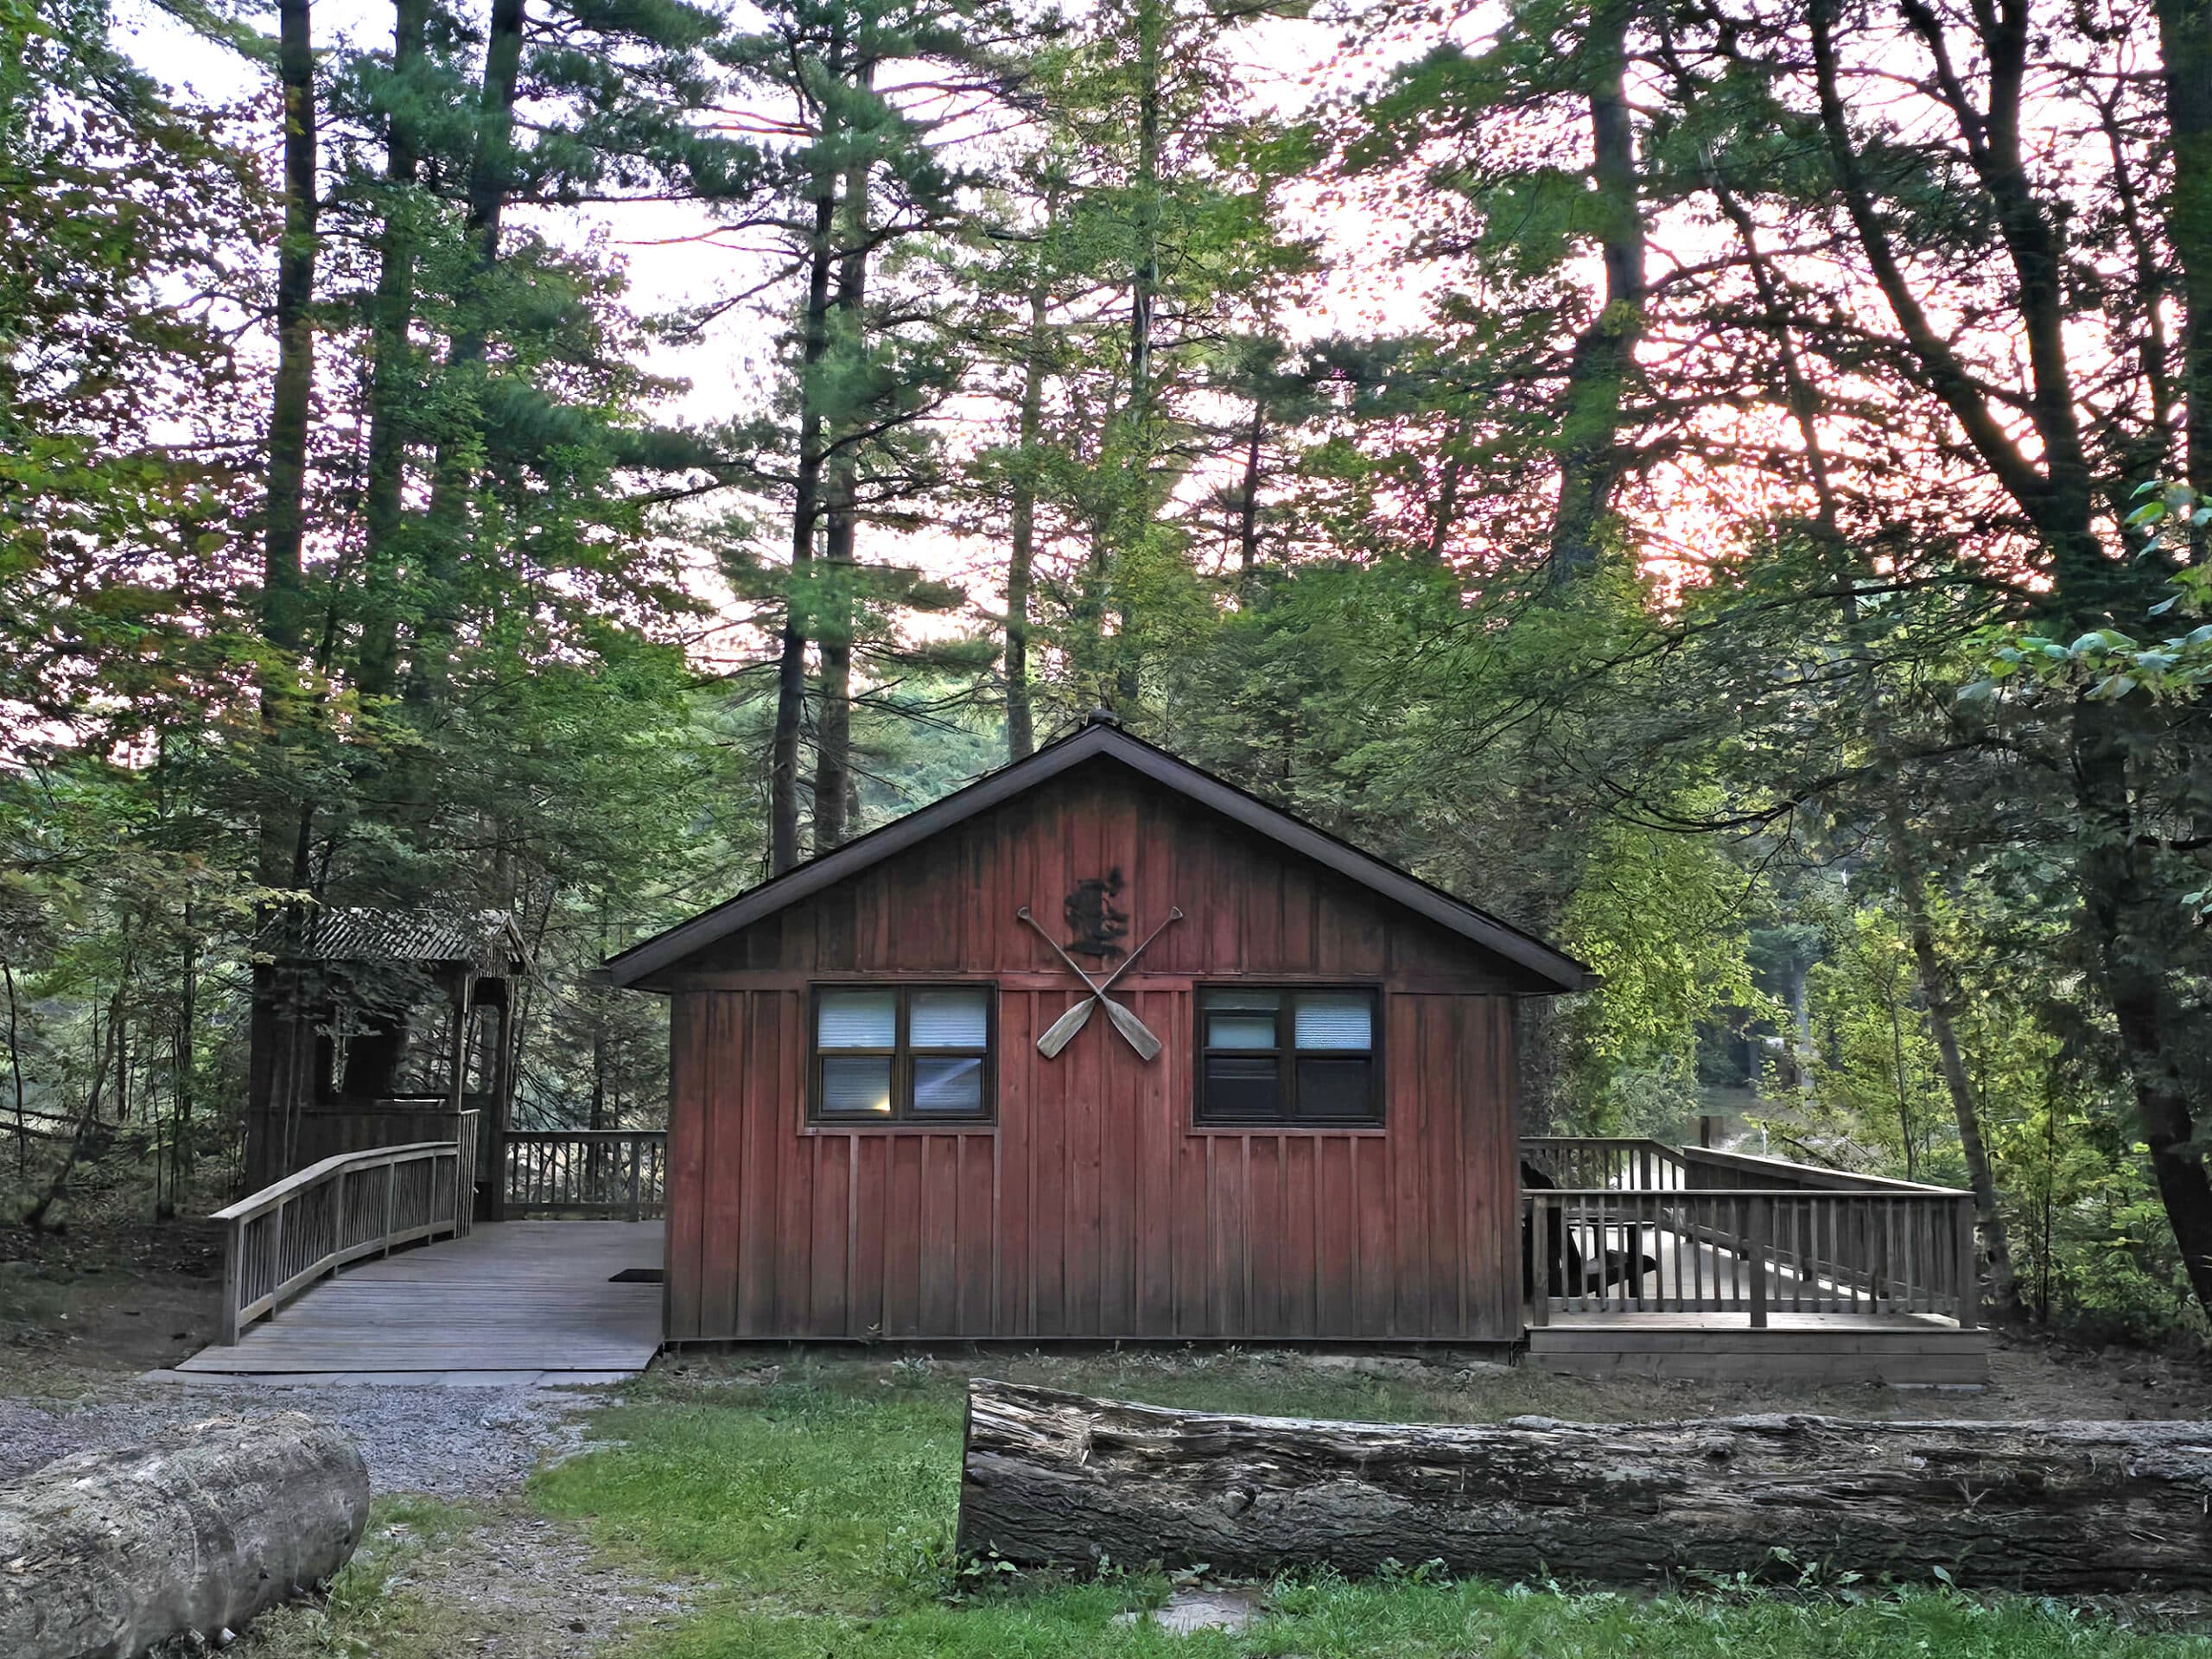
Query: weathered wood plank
177 1222 663 1374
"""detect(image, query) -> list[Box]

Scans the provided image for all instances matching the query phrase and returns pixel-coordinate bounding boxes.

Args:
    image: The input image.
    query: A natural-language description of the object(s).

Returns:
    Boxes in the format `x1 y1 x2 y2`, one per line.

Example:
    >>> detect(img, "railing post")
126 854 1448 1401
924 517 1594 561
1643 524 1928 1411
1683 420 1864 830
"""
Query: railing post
269 1194 287 1307
219 1217 243 1346
626 1135 642 1224
1529 1194 1551 1329
383 1158 397 1256
1746 1196 1769 1329
1954 1198 1980 1330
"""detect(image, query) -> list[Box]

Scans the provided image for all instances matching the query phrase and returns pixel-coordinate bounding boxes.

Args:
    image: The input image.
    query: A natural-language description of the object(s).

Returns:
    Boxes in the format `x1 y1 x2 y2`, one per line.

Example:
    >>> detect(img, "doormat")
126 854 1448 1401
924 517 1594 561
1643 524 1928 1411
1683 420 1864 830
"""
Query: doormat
608 1267 664 1283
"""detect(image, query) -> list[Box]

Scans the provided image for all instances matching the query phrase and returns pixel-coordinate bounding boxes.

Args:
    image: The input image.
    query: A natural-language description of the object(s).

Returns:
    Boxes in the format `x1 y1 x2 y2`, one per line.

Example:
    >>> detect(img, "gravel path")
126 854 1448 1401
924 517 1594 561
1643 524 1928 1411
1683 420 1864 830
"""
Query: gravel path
0 1381 597 1494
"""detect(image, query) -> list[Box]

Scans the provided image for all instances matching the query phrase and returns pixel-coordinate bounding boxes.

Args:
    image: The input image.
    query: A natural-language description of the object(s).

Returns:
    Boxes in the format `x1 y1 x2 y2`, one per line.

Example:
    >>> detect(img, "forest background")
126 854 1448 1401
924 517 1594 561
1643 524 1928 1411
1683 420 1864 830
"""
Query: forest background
5 0 2211 1342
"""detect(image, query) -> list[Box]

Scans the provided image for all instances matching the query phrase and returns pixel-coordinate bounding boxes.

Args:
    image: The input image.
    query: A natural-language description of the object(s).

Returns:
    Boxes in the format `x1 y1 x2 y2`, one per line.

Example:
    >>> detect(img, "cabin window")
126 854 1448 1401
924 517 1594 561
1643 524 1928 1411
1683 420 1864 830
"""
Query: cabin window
810 985 995 1123
1194 987 1382 1126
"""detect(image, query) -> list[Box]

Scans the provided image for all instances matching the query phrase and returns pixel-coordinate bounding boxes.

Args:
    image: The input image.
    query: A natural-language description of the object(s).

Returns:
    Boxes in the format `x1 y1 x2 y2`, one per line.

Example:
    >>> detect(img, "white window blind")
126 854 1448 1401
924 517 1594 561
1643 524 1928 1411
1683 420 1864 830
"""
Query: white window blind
817 989 897 1048
818 1055 893 1115
1294 994 1372 1051
910 989 988 1049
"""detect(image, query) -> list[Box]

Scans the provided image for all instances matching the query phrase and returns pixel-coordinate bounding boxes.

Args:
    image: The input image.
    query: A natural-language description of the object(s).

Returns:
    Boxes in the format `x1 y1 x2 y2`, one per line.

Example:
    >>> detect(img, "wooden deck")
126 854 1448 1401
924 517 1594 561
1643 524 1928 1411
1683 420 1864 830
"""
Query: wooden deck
1528 1310 1988 1385
1520 1139 1988 1384
176 1220 665 1377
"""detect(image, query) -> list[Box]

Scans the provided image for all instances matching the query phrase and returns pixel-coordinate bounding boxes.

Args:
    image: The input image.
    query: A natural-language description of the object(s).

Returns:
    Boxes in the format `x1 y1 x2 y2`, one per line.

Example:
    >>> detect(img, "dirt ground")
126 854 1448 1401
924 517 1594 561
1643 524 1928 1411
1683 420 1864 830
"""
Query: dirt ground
0 1221 224 1392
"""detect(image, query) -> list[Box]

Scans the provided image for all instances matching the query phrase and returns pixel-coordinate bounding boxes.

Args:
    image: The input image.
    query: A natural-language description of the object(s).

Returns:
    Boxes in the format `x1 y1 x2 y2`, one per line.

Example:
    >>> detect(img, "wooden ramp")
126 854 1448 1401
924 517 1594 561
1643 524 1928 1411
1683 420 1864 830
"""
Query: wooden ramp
176 1221 665 1377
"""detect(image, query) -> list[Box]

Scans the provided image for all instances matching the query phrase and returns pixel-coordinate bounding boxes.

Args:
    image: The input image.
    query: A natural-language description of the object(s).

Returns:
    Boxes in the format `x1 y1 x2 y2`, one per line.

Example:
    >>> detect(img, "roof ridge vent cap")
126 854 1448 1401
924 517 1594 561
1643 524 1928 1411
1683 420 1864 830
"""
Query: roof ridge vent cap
1084 707 1122 728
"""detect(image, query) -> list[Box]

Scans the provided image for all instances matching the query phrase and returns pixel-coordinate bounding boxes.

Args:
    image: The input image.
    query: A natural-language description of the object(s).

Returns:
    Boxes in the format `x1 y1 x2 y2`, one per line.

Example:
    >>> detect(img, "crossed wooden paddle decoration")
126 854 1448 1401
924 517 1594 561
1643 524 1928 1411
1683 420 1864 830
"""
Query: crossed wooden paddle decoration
1017 906 1183 1061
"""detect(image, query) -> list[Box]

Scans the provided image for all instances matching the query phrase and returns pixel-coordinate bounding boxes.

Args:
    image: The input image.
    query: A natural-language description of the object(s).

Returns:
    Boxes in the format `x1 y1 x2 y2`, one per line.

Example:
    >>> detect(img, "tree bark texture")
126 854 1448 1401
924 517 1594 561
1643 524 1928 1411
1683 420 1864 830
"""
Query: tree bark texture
0 1415 368 1658
1546 0 1643 582
2162 0 2212 496
1004 227 1050 763
957 1380 2212 1591
255 0 318 906
1884 804 2019 1319
410 0 528 713
810 60 874 855
355 0 431 702
770 104 844 874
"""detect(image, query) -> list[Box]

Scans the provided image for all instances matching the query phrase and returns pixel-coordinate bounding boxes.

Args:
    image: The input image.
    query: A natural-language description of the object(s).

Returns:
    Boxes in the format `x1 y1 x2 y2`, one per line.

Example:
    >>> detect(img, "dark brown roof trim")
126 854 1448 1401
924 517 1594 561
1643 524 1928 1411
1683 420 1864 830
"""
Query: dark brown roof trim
605 721 1591 993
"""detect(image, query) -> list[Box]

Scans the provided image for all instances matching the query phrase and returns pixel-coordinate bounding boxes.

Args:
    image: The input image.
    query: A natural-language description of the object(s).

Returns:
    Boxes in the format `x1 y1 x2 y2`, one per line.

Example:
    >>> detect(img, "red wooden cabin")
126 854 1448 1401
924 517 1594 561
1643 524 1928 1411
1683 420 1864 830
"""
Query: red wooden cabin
607 715 1588 1346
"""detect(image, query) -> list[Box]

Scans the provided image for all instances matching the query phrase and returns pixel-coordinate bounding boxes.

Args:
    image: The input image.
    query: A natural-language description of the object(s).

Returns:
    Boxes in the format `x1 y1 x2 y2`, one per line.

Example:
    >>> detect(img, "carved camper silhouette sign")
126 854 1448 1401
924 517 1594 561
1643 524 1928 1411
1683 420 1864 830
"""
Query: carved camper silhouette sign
1063 869 1130 961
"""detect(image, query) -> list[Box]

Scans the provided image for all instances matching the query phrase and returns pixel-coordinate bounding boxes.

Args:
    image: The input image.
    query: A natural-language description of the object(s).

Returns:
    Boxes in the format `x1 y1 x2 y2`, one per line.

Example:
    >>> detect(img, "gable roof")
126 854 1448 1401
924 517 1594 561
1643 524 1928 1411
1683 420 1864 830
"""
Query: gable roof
605 717 1590 992
258 906 528 974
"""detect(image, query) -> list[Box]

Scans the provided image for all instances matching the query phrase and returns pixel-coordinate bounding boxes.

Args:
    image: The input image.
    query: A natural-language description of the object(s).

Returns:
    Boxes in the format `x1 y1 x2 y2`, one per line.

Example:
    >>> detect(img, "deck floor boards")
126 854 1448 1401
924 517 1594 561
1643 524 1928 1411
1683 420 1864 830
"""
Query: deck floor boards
178 1221 665 1375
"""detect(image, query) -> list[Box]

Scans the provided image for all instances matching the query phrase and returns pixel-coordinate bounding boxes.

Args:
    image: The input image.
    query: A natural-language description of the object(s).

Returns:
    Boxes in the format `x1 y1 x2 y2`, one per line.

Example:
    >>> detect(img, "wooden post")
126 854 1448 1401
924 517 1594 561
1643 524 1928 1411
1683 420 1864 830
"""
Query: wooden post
219 1218 243 1345
1746 1196 1769 1329
381 1158 397 1256
1954 1198 1980 1331
626 1135 643 1223
1529 1194 1550 1328
268 1195 287 1313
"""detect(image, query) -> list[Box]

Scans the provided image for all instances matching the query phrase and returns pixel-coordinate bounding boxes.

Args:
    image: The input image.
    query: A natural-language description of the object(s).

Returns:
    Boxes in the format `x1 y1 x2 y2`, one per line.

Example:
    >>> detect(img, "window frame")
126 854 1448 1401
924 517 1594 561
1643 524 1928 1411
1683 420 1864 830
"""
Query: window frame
1192 983 1385 1128
807 982 998 1127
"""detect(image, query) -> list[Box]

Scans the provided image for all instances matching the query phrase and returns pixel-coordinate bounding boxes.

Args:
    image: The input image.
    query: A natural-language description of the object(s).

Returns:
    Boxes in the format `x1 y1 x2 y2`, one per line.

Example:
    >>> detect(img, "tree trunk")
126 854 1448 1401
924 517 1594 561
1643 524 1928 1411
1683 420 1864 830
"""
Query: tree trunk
1005 213 1052 762
810 63 874 854
0 1416 368 1657
1546 0 1643 582
1236 403 1263 587
1128 0 1160 423
2076 705 2212 1311
769 109 844 874
26 963 129 1230
958 1380 2212 1591
3 957 23 1174
248 0 318 1200
409 0 527 714
260 0 317 732
2162 0 2212 499
1885 812 2021 1319
355 0 431 700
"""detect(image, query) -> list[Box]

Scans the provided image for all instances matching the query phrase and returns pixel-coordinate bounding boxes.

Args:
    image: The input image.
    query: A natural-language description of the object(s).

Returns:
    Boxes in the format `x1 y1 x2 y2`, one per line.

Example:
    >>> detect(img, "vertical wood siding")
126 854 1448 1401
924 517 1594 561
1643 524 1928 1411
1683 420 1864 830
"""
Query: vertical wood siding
660 762 1527 1343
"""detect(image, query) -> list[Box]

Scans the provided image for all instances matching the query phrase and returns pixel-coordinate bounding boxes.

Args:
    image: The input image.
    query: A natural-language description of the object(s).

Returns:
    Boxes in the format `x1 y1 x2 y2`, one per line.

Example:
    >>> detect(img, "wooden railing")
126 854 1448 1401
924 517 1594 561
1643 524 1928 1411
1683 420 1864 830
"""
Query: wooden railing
212 1112 478 1344
1679 1144 1964 1196
1521 1137 1980 1331
1520 1136 1686 1191
1524 1186 1978 1328
504 1130 666 1219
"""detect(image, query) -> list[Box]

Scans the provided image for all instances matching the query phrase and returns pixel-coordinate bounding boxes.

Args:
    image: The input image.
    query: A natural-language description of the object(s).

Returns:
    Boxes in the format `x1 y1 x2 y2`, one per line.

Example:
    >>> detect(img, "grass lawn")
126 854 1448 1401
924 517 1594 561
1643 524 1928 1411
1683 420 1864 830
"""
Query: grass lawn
528 1354 2212 1658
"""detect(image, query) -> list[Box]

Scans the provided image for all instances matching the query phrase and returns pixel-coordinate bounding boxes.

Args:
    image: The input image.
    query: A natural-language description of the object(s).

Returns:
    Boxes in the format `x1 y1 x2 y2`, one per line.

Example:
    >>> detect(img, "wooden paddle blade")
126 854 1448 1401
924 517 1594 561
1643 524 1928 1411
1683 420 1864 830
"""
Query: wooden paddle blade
1101 995 1162 1062
1036 995 1096 1058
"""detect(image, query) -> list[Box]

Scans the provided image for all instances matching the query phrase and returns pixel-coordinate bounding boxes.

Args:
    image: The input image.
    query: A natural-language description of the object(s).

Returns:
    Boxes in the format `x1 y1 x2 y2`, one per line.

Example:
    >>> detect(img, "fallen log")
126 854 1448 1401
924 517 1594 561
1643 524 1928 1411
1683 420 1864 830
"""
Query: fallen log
957 1379 2212 1592
0 1414 369 1659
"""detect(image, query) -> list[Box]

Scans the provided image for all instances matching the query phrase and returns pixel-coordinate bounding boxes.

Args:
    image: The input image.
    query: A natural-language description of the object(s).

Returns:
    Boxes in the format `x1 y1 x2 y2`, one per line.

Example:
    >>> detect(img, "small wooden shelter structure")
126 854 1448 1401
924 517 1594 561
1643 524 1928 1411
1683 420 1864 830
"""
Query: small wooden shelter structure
607 714 1590 1345
245 906 526 1215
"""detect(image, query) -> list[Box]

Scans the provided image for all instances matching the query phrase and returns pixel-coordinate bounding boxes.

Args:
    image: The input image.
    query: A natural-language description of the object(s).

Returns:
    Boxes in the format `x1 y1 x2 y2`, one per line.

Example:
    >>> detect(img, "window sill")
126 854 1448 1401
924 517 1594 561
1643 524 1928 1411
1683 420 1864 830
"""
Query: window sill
801 1121 997 1135
1185 1125 1388 1137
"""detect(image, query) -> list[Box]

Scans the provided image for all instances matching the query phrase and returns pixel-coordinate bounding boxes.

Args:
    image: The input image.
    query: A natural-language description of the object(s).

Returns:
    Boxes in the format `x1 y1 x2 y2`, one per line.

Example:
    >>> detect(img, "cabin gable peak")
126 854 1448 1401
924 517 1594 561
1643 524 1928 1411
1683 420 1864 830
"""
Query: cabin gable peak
606 722 1589 993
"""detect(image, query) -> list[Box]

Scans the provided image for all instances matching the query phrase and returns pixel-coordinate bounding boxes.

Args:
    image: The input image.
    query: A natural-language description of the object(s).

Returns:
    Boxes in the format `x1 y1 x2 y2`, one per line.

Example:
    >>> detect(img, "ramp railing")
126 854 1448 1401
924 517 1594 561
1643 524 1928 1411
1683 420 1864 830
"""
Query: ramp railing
212 1111 477 1344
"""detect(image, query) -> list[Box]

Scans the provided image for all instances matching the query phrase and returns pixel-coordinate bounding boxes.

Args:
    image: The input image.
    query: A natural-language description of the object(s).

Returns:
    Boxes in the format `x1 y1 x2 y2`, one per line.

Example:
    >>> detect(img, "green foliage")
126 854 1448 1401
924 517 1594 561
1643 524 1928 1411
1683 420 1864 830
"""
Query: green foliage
1560 817 1775 1134
1799 906 1949 1178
